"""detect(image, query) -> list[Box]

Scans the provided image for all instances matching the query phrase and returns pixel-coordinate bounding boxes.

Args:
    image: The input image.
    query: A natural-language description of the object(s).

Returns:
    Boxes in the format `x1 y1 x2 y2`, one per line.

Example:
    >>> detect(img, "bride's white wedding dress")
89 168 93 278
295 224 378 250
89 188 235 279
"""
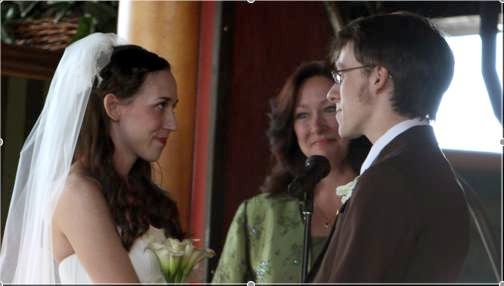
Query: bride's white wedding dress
58 226 165 283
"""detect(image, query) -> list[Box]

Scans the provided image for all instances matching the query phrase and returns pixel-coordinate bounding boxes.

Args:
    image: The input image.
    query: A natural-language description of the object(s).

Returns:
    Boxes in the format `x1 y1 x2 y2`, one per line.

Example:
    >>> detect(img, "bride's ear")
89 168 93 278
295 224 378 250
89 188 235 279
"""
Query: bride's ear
103 93 121 121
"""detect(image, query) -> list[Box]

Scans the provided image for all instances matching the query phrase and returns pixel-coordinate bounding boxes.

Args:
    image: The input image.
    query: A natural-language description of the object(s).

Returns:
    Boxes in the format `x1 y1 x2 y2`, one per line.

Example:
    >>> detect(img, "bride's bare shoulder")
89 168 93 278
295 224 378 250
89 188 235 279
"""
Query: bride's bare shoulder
53 162 116 245
66 163 101 189
56 163 108 215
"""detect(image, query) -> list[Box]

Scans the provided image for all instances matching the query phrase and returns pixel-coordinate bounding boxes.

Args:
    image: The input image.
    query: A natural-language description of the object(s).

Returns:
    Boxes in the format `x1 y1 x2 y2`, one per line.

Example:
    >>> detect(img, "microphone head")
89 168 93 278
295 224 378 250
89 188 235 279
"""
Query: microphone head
288 155 331 198
305 155 331 180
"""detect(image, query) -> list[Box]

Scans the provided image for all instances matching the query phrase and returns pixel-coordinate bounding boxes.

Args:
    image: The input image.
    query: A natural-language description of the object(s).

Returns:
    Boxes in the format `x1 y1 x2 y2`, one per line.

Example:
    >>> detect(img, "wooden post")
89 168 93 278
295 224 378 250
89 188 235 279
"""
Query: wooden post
118 0 200 231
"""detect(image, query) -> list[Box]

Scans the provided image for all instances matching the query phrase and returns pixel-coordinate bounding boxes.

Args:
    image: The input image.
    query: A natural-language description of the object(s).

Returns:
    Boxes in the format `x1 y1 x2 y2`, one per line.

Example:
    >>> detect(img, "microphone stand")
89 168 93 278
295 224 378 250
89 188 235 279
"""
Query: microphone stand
300 187 314 283
288 155 331 283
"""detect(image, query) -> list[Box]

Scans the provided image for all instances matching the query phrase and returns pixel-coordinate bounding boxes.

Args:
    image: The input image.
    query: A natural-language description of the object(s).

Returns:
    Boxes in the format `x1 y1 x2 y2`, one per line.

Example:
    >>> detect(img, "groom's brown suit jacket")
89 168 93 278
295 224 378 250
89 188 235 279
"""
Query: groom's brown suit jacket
309 126 470 282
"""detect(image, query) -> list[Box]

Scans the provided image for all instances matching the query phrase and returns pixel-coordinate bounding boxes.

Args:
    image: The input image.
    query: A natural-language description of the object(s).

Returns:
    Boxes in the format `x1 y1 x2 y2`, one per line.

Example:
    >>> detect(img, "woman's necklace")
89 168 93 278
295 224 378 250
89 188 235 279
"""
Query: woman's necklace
314 200 338 229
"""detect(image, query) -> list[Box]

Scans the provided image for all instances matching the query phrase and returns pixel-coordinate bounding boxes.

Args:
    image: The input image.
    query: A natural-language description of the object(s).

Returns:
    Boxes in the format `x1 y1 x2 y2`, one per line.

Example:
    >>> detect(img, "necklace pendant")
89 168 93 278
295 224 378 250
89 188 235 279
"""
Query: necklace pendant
324 222 329 229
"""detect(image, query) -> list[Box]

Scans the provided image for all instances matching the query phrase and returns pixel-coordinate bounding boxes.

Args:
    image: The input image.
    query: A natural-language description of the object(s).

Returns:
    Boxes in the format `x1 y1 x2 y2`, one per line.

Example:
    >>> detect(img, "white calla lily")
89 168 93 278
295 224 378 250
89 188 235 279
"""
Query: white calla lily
146 236 214 283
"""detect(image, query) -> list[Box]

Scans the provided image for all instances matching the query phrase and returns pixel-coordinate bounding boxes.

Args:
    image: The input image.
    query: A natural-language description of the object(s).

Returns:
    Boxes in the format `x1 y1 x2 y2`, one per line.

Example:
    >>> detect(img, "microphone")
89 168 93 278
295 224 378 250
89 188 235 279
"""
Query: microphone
288 155 331 198
289 155 330 283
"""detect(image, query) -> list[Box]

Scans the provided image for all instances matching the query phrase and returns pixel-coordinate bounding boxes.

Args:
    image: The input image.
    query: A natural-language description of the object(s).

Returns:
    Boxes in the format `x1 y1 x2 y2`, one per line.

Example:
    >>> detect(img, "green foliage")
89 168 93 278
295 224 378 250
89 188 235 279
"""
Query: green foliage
0 1 118 44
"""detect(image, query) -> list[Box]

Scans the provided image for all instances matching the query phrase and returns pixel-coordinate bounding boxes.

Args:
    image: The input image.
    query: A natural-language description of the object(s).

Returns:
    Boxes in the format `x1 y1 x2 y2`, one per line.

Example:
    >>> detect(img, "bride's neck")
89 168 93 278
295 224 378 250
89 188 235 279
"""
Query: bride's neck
112 151 135 179
108 128 137 179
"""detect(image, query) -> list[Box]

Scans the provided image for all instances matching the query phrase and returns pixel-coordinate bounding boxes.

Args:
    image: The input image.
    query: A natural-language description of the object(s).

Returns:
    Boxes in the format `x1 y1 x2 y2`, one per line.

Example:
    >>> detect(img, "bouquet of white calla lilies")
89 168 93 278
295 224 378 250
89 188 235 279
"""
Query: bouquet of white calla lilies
146 237 215 283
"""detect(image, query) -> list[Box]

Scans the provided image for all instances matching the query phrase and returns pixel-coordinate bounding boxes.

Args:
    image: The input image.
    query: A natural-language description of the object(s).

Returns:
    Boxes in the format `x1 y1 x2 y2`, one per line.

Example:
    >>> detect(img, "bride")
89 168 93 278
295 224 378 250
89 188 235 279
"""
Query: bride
0 33 184 283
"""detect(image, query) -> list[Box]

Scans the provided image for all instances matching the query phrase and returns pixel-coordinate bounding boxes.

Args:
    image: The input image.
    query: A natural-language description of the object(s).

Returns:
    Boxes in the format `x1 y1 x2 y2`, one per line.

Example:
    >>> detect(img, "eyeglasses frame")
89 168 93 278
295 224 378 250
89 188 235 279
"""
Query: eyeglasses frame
331 65 375 84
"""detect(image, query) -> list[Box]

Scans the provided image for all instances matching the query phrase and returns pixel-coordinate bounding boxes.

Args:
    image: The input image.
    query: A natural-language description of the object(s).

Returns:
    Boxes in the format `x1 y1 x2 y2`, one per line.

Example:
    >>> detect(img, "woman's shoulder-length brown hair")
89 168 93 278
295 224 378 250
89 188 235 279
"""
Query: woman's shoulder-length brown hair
261 60 371 196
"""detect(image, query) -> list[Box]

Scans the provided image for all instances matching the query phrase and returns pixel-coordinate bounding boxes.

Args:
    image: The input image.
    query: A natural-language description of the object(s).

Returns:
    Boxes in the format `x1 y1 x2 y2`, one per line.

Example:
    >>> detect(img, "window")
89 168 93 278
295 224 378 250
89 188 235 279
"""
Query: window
433 33 503 154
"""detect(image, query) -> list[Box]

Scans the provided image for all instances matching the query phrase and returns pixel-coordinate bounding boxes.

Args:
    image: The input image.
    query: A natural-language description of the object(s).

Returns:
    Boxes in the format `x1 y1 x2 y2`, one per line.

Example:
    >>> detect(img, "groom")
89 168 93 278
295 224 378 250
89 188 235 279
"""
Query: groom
308 12 470 282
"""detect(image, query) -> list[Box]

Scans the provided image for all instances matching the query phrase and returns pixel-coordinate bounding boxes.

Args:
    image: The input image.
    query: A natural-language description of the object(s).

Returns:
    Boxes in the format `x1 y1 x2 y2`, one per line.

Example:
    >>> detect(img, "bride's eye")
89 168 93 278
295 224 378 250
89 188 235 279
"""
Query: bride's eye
155 102 167 111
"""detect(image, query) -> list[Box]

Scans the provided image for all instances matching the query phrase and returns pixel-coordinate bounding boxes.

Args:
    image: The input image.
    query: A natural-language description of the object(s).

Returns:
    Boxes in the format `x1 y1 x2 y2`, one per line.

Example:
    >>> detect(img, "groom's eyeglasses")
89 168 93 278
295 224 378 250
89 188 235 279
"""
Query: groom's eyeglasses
331 65 375 85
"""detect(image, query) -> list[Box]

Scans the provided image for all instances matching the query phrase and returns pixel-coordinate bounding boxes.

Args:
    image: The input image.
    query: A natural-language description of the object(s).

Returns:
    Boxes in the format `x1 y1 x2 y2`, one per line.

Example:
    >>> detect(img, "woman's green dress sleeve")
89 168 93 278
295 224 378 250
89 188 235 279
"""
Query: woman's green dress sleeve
211 202 249 283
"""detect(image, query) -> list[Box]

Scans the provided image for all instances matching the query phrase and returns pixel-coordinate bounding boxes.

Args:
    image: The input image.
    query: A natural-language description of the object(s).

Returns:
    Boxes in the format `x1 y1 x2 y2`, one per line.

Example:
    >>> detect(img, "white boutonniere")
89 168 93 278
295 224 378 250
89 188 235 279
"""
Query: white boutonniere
336 176 360 204
146 236 215 283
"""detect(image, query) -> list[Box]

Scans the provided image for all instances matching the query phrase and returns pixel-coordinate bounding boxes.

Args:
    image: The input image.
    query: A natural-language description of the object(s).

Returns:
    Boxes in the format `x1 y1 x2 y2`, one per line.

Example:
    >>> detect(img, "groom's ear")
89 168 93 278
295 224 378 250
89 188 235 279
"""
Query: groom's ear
369 66 392 96
103 93 121 121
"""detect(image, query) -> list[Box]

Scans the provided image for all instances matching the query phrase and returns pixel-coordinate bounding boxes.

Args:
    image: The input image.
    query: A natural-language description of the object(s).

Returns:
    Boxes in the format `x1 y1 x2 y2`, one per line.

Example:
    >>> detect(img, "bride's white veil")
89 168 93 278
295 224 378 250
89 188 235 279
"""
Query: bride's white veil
0 33 123 283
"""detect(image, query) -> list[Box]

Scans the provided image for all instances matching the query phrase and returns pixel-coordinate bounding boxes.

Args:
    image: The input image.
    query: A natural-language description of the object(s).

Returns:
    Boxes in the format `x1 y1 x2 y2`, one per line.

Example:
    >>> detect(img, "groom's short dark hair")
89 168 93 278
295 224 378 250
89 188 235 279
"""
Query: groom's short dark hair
331 12 454 120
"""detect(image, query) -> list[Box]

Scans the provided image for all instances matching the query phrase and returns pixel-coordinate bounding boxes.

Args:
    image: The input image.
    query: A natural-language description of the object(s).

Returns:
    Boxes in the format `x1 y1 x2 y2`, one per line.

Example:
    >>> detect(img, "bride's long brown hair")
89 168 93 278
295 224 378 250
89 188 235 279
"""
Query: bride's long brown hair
74 45 184 250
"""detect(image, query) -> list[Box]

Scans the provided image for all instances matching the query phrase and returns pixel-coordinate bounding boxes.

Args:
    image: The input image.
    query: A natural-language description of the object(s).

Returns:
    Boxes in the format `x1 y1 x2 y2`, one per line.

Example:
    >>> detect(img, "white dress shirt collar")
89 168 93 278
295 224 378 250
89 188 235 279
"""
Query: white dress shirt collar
360 118 430 175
